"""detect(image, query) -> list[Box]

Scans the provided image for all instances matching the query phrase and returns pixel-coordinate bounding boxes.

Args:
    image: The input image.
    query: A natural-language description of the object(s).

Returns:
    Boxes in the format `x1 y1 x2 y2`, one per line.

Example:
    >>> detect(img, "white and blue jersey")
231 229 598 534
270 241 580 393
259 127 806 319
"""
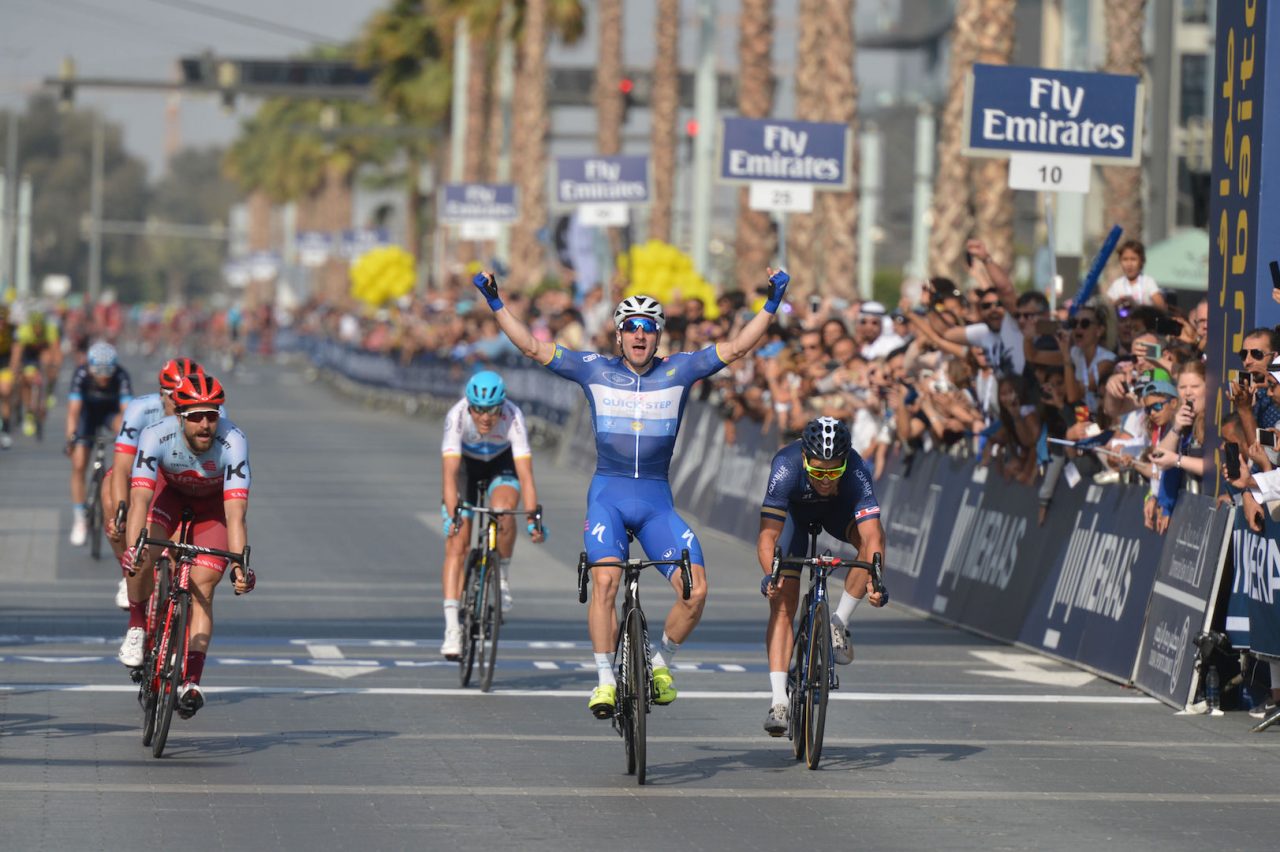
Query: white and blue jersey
761 440 881 560
544 344 728 571
543 344 727 480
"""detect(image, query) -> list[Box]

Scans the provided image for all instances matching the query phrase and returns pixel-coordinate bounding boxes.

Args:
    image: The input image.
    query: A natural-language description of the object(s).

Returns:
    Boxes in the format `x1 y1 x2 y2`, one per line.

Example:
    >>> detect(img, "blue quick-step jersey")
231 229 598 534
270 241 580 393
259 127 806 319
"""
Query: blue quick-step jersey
543 344 727 480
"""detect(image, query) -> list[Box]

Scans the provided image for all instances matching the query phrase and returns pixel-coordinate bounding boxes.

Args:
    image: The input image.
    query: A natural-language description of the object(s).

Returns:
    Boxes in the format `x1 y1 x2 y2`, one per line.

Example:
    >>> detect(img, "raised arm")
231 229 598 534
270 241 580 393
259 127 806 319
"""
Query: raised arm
717 268 790 364
473 272 557 365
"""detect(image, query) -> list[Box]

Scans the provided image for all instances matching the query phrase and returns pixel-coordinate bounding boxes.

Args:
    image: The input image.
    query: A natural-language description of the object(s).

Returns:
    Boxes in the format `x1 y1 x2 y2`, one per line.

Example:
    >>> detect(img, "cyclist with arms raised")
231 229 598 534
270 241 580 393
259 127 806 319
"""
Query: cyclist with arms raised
439 370 546 659
66 343 132 546
103 358 203 607
758 416 886 736
117 373 254 720
472 267 790 717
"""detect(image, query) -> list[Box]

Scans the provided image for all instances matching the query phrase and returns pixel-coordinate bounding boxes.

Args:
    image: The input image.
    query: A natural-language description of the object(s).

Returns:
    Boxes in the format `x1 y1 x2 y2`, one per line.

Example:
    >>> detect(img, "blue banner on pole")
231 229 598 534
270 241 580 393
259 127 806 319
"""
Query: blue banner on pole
963 64 1143 164
717 117 853 188
440 184 518 222
554 156 650 205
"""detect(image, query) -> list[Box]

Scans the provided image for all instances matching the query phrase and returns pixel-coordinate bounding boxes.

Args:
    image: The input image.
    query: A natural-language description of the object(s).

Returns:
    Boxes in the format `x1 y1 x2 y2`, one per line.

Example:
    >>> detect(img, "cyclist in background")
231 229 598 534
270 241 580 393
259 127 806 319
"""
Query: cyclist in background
0 303 14 449
11 307 62 438
118 372 254 720
757 416 886 736
104 357 203 608
66 343 132 546
438 370 546 659
472 267 790 717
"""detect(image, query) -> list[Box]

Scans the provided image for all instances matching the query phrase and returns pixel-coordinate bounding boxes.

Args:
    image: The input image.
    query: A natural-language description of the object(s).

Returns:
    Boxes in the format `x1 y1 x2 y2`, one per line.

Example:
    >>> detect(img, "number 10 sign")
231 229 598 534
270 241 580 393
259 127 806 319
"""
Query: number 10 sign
1007 153 1091 194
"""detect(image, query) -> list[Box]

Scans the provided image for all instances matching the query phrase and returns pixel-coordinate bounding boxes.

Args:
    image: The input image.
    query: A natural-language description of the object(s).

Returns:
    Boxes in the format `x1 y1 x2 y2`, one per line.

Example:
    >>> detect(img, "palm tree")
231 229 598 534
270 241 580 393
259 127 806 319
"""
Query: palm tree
594 0 624 157
817 0 858 299
970 0 1016 270
928 0 981 282
509 0 550 289
786 0 824 294
649 0 680 244
1102 0 1147 267
733 0 777 291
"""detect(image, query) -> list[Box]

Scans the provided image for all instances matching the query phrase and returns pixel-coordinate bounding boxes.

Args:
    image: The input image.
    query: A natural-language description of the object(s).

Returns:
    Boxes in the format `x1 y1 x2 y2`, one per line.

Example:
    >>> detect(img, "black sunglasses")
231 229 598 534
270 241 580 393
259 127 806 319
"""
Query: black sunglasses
979 300 1002 310
1239 348 1269 362
469 404 502 416
1066 318 1095 330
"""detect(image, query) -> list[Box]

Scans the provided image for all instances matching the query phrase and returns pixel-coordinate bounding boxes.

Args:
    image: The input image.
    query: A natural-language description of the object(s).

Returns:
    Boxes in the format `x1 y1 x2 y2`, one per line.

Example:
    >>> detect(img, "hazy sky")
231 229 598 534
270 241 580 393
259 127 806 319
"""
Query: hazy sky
0 0 898 179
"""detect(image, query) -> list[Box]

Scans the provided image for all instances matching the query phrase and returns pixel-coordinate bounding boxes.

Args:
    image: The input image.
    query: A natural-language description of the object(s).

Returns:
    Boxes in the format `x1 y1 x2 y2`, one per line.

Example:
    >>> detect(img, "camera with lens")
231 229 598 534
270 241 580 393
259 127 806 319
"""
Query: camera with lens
1193 630 1230 661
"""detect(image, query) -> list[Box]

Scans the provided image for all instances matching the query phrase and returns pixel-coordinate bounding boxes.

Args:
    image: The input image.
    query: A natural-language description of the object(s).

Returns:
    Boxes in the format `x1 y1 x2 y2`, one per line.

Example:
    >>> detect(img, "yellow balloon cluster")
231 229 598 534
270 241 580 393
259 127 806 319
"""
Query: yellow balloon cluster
349 246 416 307
617 240 720 320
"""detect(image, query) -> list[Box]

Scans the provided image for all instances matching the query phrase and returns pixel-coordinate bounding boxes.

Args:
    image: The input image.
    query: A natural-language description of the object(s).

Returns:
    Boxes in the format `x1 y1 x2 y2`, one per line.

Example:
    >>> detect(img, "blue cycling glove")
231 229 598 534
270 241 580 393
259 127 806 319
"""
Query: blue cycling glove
473 272 504 312
526 521 546 539
760 575 774 597
441 504 472 536
763 269 790 314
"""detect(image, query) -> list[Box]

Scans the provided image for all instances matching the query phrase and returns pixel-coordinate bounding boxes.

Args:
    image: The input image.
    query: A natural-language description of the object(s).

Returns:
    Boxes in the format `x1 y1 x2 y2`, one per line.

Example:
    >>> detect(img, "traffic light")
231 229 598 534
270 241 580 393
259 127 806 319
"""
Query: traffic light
217 61 239 113
620 77 635 123
58 57 76 112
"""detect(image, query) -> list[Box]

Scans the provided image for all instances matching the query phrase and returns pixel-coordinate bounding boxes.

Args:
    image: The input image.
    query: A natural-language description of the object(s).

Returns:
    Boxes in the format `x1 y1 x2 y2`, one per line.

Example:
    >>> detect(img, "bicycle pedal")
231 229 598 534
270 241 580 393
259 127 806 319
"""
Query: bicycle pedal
128 666 145 684
592 705 615 720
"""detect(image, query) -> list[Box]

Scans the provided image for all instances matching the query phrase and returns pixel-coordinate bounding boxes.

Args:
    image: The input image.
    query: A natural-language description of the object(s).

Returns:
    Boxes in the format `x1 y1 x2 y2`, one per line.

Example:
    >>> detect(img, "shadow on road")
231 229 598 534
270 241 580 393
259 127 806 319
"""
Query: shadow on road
642 741 983 785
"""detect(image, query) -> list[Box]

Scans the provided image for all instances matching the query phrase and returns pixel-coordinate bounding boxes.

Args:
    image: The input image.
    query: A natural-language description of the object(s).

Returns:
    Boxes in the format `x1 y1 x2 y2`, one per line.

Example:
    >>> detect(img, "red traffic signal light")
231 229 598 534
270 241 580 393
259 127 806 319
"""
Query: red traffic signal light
619 77 634 95
685 119 699 137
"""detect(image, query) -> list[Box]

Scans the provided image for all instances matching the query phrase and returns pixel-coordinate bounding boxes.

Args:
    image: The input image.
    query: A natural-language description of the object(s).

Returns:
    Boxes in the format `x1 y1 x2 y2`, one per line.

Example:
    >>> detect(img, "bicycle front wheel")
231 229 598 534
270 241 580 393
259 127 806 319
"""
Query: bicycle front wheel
151 592 189 758
804 601 831 770
458 549 481 687
87 467 104 560
626 608 648 785
477 547 502 692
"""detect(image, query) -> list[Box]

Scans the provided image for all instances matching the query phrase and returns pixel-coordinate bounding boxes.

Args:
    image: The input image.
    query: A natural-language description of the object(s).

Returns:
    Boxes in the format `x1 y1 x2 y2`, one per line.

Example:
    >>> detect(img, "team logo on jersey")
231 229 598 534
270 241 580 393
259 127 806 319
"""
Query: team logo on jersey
631 420 643 431
854 506 880 521
581 353 599 362
202 460 217 472
681 528 695 550
666 369 676 376
590 522 606 544
135 452 157 472
662 548 675 559
120 425 138 439
603 371 636 387
225 461 249 480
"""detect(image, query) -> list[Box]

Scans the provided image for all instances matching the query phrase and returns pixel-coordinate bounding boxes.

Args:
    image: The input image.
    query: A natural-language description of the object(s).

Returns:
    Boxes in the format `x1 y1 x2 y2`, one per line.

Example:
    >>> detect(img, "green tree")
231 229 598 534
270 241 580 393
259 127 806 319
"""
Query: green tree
148 147 239 303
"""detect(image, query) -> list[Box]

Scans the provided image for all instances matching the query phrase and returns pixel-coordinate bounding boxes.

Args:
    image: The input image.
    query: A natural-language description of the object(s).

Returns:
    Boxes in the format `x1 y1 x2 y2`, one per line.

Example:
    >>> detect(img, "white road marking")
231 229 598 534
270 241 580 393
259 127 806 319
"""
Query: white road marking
0 780 1265 804
966 650 1095 688
0 683 1157 703
288 640 383 679
534 661 559 670
304 644 344 659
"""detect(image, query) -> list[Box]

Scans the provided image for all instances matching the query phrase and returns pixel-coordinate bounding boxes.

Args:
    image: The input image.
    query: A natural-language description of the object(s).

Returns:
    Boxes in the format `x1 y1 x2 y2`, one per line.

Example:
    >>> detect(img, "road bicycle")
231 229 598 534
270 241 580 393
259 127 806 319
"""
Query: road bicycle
453 495 542 692
81 434 110 559
578 536 691 786
127 507 249 758
767 522 886 770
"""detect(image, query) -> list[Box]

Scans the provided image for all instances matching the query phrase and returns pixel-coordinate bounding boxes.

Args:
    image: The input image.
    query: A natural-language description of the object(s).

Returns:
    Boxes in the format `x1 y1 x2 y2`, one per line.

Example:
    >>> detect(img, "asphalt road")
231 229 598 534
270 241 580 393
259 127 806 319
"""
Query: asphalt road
2 355 1277 851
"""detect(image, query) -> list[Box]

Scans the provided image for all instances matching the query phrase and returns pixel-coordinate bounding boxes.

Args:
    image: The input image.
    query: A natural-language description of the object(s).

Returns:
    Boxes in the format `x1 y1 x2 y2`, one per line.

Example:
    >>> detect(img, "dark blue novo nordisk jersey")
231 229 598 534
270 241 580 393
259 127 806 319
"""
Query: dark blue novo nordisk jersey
68 365 133 410
543 344 727 479
760 440 881 523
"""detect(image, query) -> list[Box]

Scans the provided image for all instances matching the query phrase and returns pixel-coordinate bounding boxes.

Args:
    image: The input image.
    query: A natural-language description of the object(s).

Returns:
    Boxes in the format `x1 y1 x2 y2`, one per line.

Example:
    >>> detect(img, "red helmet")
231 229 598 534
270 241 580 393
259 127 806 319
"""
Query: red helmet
171 372 225 411
158 358 202 393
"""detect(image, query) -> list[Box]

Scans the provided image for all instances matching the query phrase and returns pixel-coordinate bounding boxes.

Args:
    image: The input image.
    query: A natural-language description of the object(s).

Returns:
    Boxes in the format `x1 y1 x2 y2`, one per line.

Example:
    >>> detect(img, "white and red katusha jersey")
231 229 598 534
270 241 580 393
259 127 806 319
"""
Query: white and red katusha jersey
131 415 251 501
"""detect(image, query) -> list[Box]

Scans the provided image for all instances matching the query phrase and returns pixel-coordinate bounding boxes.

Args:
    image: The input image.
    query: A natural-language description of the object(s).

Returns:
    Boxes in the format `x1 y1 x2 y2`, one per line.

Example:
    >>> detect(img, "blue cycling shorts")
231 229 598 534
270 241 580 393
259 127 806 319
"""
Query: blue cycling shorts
583 474 704 579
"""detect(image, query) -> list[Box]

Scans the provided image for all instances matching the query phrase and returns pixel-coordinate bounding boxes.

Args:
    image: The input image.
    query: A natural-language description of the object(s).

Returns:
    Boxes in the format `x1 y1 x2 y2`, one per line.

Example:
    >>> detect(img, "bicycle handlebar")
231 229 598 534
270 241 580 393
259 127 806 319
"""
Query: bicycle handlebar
453 503 544 535
577 549 693 603
768 549 888 603
129 529 251 590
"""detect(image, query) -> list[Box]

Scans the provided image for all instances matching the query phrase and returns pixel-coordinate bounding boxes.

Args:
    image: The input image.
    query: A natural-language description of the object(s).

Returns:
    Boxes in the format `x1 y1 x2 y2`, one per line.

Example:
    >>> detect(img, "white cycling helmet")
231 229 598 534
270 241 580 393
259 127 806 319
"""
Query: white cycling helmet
613 295 665 331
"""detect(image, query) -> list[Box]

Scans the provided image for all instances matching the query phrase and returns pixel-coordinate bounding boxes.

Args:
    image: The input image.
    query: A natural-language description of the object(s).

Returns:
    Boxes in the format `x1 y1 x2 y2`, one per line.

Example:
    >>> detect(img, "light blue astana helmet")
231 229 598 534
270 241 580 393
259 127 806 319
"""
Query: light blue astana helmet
87 341 118 372
466 370 506 407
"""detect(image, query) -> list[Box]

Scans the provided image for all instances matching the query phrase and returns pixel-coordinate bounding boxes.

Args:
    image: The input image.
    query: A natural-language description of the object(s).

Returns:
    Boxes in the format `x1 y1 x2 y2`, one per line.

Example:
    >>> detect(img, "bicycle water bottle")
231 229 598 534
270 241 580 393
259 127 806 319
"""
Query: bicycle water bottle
1205 665 1221 712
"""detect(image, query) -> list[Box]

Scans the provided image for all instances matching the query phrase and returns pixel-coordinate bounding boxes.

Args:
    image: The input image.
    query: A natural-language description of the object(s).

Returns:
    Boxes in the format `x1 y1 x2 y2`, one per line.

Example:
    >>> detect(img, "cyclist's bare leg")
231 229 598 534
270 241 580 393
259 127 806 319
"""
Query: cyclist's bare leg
766 576 802 671
661 562 707 645
843 565 872 599
442 516 472 601
188 563 223 657
588 560 622 652
69 443 90 505
0 371 13 432
490 484 519 559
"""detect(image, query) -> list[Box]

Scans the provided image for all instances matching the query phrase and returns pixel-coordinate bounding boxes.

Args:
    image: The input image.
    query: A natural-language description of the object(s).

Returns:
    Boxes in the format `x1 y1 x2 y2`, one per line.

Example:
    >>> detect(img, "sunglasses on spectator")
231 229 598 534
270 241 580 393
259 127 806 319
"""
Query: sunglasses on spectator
803 458 846 481
620 317 659 334
181 410 219 424
1239 348 1269 361
1013 310 1044 320
1066 318 1095 330
1144 401 1170 414
469 404 502 416
979 300 1002 310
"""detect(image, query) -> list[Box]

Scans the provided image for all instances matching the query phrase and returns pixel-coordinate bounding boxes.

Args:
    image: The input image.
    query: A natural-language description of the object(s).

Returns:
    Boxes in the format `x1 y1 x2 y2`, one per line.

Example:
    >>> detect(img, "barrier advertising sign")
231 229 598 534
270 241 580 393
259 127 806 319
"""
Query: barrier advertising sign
963 63 1143 166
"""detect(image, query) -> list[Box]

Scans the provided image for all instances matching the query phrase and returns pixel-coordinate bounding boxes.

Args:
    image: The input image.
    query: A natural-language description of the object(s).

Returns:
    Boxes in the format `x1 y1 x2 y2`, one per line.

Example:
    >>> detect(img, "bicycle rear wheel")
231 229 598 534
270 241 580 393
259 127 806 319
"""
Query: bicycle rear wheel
477 546 502 692
87 466 104 560
151 592 189 758
625 608 648 785
789 615 808 761
458 549 481 687
804 601 831 770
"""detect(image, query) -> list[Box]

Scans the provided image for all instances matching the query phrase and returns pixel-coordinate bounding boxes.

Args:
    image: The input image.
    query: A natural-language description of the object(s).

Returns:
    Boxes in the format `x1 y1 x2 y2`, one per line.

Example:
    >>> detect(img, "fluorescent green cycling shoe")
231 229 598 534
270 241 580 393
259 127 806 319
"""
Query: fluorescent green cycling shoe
652 666 677 705
589 684 617 718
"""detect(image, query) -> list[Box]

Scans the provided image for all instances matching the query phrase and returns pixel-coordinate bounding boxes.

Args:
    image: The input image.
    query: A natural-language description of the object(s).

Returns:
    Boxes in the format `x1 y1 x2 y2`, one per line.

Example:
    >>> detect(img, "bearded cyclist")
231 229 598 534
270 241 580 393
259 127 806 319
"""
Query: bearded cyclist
118 373 254 720
439 370 546 659
473 267 790 717
67 343 132 547
103 357 204 608
757 416 886 736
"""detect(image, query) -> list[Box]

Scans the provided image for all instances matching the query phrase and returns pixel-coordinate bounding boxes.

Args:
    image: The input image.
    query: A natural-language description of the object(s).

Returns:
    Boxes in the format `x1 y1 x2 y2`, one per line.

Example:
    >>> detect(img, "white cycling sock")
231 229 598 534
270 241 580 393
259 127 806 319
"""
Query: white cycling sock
651 632 679 669
595 652 616 687
443 599 460 631
835 591 861 625
769 671 789 706
499 556 511 584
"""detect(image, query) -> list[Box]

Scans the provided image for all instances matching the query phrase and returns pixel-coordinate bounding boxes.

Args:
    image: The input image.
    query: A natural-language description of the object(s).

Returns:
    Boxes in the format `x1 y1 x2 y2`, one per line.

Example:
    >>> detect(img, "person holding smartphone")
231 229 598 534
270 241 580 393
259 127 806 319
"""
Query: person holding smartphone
1150 361 1207 482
